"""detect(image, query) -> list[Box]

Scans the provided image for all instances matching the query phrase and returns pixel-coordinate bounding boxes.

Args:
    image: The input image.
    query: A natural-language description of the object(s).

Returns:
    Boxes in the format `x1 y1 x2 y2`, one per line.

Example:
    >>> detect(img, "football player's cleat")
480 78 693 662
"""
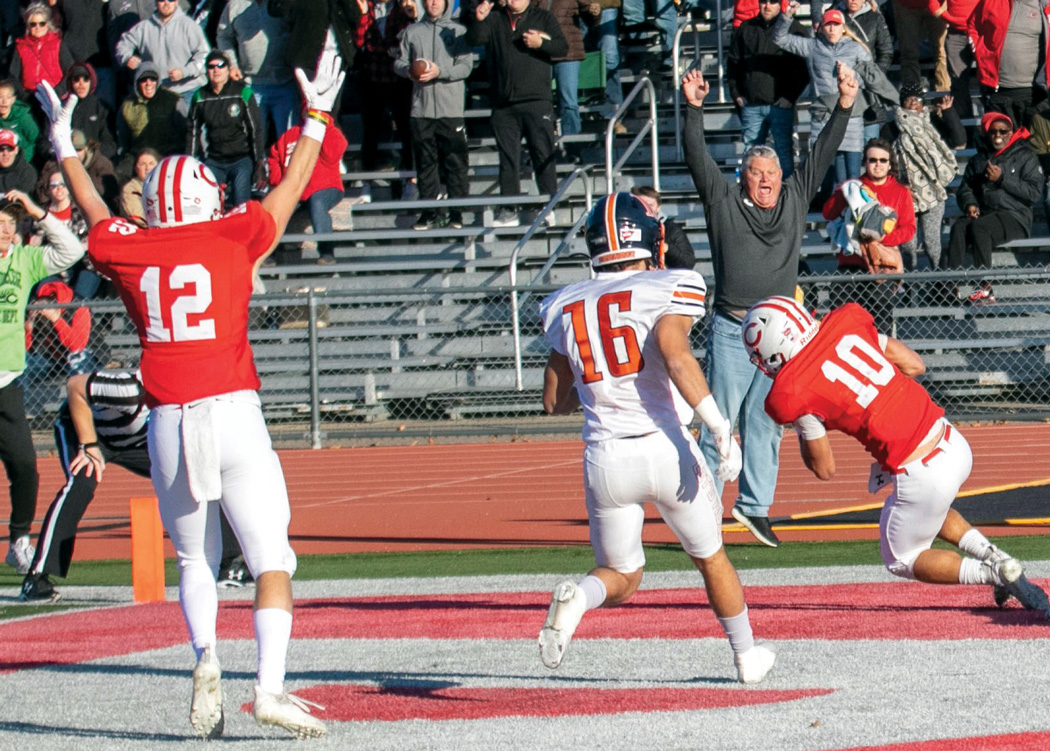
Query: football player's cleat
189 646 224 739
985 556 1050 613
539 580 588 669
741 296 820 376
253 686 326 739
734 643 777 684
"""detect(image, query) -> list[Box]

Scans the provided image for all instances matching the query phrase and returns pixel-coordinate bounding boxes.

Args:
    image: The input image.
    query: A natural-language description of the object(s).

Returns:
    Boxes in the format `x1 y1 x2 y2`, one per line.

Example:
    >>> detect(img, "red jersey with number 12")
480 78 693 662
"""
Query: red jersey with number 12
88 202 277 407
764 303 944 470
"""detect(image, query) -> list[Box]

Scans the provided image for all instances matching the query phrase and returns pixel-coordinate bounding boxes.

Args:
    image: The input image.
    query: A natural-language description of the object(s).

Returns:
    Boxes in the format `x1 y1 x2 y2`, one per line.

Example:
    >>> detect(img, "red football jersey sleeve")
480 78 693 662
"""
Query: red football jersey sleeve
89 203 278 406
765 304 944 469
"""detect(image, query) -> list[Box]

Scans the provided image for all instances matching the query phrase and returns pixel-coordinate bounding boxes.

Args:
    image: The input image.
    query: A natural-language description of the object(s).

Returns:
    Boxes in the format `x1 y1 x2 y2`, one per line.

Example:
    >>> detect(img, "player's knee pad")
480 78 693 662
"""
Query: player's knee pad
882 549 919 580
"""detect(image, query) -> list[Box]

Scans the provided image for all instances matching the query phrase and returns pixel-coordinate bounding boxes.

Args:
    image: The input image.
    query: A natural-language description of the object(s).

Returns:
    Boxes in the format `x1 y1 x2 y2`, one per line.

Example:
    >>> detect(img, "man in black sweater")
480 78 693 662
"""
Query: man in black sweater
466 0 566 228
681 65 856 548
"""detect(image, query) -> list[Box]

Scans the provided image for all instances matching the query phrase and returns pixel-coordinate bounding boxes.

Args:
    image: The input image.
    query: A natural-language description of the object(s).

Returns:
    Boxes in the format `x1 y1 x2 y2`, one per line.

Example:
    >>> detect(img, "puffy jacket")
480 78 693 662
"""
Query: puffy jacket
834 1 893 71
117 63 188 156
0 100 40 164
542 0 592 63
394 0 475 119
968 0 1050 90
956 128 1044 230
12 32 72 96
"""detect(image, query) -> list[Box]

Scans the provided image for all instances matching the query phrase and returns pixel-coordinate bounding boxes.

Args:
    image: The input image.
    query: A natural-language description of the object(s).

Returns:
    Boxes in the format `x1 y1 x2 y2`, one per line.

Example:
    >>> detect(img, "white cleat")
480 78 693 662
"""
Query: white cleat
5 535 34 575
189 647 224 739
538 579 587 669
734 644 777 685
253 685 326 739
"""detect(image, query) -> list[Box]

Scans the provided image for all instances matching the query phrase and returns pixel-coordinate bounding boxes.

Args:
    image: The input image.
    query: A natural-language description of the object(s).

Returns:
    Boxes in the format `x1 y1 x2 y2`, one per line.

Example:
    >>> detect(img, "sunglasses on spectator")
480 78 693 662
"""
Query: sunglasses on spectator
140 76 159 83
207 61 227 69
27 21 47 28
988 127 1012 135
0 146 15 153
758 0 779 5
49 181 65 188
72 74 90 83
866 157 890 164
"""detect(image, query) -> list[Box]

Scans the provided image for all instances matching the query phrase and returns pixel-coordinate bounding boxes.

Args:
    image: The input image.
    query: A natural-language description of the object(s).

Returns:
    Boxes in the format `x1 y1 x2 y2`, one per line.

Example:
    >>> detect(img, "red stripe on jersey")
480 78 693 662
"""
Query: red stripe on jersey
171 157 186 224
605 194 619 251
156 158 170 225
673 290 705 302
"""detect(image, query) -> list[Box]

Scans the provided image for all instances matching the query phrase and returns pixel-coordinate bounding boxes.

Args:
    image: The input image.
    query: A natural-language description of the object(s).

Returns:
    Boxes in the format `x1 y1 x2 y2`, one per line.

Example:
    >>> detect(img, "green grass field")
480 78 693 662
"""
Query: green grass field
2 535 1047 620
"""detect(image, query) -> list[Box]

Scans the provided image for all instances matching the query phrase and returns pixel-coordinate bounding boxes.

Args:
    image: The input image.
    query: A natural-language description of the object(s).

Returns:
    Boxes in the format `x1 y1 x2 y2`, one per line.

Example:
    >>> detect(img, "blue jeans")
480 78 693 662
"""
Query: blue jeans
307 187 343 259
553 60 581 136
622 0 676 52
835 150 863 184
698 314 784 518
205 156 254 208
585 7 623 107
253 81 301 140
740 104 795 178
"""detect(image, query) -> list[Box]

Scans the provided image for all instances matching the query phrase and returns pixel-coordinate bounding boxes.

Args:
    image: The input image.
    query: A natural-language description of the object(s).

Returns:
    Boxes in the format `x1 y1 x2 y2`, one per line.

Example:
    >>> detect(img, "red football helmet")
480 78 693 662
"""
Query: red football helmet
141 155 224 229
741 296 819 376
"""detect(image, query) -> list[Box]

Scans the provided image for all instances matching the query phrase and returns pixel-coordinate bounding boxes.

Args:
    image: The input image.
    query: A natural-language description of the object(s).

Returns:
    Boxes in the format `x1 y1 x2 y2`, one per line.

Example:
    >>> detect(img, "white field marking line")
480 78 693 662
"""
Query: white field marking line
294 458 582 510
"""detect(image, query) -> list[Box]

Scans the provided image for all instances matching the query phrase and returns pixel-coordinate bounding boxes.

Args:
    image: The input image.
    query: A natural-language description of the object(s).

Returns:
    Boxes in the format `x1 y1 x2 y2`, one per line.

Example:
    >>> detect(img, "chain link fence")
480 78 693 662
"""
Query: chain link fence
22 265 1050 449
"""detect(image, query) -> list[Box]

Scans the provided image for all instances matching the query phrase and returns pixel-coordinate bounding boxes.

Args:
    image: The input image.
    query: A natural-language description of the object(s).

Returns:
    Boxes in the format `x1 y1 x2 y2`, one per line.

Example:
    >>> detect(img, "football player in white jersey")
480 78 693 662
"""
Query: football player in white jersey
537 193 776 684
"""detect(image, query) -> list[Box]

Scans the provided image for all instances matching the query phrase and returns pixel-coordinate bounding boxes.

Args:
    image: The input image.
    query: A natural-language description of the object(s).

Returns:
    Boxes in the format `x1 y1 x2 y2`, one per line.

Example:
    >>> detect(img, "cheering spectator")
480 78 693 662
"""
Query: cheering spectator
968 0 1047 129
355 0 416 197
0 130 38 194
66 63 117 161
395 0 475 230
266 111 348 265
881 81 962 272
466 0 567 228
115 0 211 101
11 4 74 99
727 0 810 177
116 63 188 167
119 147 160 224
823 138 914 332
187 50 265 208
0 80 40 164
217 0 297 139
107 0 191 63
948 112 1043 304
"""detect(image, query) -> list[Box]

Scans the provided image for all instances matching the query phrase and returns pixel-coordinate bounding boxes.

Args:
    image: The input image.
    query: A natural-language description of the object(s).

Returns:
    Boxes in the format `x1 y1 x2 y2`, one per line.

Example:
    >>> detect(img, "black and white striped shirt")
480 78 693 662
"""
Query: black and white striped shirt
87 370 149 450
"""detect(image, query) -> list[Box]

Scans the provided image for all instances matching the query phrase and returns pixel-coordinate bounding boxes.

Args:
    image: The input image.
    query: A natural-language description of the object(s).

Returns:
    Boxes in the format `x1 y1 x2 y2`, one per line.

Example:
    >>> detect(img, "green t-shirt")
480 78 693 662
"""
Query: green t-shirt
0 243 51 373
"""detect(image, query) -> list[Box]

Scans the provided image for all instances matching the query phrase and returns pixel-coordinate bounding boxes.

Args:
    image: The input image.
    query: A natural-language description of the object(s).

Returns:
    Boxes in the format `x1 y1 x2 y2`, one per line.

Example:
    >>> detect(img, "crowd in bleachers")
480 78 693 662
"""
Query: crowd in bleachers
0 0 1044 306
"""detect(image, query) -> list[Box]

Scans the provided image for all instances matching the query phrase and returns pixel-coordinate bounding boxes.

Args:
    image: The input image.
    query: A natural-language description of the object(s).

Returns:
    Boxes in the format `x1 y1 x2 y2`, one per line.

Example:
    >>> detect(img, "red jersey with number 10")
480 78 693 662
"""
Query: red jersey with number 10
764 303 944 470
87 202 277 407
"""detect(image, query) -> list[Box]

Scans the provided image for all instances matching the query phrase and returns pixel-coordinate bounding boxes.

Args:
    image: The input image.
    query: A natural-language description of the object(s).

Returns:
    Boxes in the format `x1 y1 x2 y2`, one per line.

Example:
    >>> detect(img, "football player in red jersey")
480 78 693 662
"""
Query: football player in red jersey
742 296 1048 615
35 41 346 740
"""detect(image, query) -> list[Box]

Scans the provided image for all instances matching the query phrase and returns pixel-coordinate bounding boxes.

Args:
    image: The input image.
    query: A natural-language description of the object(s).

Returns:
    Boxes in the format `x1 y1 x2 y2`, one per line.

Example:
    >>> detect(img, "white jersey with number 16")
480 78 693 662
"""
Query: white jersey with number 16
539 268 707 442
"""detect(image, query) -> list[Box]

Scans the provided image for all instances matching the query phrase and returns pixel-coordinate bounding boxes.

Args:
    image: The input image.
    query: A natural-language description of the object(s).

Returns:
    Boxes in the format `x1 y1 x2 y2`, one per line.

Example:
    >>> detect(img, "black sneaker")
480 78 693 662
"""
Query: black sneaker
20 573 60 603
448 209 464 229
413 211 439 231
731 507 780 548
492 208 520 228
217 556 254 589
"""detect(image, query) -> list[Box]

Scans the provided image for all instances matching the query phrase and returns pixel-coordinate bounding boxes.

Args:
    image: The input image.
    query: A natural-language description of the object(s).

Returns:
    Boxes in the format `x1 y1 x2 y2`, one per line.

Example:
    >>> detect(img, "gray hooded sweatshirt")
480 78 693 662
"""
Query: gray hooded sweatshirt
394 0 475 120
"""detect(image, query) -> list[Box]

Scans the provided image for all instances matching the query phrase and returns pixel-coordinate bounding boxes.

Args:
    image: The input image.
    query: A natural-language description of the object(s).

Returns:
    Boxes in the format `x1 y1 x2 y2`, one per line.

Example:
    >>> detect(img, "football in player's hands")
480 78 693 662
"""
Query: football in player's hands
411 59 432 80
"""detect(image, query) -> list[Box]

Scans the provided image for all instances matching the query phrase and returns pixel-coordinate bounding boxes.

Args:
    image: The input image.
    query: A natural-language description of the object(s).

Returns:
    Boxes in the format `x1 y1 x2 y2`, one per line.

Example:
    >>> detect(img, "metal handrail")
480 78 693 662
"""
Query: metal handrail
605 77 660 194
672 13 732 161
508 166 593 390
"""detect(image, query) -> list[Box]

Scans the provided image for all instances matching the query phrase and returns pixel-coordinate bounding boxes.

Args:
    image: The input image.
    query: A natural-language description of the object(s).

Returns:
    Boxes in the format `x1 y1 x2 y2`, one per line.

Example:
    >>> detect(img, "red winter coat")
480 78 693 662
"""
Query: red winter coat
15 32 66 92
968 0 1050 89
823 174 917 269
267 120 348 201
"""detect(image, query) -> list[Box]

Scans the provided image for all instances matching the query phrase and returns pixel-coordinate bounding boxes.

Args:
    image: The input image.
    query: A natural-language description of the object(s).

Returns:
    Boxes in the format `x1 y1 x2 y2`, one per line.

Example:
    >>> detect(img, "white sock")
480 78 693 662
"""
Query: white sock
255 608 293 695
958 557 993 585
577 575 607 611
179 562 219 662
717 607 755 655
958 529 993 560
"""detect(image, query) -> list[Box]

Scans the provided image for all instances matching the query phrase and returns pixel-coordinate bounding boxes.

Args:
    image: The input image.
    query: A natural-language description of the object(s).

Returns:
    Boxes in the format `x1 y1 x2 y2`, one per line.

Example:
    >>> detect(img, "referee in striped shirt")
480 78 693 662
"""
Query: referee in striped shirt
20 370 248 602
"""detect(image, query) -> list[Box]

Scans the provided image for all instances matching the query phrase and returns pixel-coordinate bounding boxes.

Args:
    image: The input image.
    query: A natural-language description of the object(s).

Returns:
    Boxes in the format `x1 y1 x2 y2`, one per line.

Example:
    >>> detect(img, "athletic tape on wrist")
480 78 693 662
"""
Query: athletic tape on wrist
300 116 327 143
695 394 727 433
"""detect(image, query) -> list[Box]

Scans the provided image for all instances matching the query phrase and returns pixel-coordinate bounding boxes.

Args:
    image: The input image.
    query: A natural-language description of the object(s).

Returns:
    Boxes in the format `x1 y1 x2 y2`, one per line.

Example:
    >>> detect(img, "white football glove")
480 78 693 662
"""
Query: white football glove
294 32 345 113
711 421 743 483
35 81 78 160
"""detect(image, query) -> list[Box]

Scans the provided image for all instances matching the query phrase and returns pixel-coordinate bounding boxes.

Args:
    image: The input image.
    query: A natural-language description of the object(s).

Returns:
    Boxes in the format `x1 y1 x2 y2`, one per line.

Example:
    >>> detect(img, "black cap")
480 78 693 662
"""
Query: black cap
206 50 229 66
